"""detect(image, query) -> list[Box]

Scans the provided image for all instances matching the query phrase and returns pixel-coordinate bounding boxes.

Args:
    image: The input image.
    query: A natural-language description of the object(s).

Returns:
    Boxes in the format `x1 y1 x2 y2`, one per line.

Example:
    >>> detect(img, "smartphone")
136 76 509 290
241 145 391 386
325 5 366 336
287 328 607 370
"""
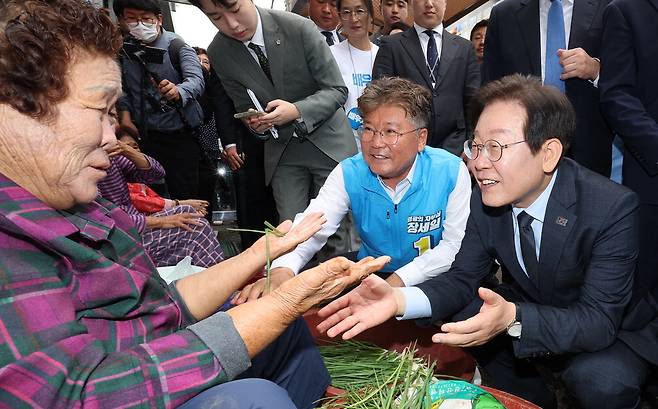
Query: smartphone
233 110 265 119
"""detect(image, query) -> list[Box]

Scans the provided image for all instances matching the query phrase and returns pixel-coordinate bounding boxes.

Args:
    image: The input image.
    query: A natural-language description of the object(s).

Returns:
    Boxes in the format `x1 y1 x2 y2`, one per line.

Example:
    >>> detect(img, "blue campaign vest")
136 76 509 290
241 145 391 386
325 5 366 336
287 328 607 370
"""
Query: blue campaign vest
342 147 461 271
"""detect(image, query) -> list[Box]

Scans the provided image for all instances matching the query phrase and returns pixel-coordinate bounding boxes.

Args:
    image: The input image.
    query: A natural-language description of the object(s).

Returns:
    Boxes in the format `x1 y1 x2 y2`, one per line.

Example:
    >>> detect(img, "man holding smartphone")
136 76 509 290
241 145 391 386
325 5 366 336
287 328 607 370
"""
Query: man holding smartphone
191 0 358 256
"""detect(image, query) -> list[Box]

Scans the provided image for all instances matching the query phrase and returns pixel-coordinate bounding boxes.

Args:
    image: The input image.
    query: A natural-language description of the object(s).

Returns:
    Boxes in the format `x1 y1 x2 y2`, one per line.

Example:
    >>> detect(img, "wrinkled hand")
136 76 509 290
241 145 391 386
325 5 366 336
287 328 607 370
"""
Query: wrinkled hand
179 199 209 215
317 273 400 340
232 267 294 305
155 212 205 232
158 79 181 102
275 256 391 316
249 213 326 261
259 99 300 126
558 48 600 81
432 287 516 347
223 146 245 170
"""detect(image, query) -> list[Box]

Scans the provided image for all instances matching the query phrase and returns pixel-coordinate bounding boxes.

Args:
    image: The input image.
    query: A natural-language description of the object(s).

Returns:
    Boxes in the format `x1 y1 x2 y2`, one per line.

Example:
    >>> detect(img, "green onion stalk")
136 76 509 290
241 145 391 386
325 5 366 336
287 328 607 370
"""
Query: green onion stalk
228 220 283 294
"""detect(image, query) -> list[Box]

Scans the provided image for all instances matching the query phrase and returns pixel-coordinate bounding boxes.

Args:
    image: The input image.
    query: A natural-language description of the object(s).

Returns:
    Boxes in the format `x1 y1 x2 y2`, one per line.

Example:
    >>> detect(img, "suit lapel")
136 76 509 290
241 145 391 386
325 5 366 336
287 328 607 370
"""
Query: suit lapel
260 8 284 96
538 163 577 302
495 206 542 301
222 31 276 102
515 0 542 76
568 0 597 48
401 28 433 89
434 30 456 89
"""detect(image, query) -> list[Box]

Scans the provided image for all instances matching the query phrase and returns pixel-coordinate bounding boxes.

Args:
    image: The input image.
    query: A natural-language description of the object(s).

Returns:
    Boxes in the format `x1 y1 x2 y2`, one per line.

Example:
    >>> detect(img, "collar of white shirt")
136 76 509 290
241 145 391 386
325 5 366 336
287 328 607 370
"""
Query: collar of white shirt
413 22 443 40
243 8 266 53
377 154 419 203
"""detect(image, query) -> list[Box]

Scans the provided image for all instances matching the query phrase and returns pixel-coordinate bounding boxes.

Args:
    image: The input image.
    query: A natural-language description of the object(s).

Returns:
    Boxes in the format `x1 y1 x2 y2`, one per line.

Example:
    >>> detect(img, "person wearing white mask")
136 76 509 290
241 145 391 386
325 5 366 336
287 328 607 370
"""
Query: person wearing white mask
113 0 207 202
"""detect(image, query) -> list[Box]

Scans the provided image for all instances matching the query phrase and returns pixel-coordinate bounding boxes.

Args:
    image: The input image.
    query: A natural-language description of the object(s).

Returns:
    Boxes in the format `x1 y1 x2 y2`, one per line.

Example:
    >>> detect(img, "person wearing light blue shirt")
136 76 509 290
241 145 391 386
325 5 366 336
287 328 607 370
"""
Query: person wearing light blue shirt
317 75 648 409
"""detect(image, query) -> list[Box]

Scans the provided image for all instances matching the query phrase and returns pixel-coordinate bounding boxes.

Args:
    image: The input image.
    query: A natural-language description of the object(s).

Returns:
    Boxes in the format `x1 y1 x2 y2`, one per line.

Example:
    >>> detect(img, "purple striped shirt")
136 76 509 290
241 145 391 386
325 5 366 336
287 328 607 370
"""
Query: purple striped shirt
98 154 165 233
0 173 244 407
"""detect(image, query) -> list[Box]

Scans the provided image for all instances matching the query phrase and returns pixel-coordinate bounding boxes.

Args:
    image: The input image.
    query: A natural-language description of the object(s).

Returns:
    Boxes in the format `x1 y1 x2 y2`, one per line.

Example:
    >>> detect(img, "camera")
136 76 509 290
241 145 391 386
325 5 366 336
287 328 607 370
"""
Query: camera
121 36 166 65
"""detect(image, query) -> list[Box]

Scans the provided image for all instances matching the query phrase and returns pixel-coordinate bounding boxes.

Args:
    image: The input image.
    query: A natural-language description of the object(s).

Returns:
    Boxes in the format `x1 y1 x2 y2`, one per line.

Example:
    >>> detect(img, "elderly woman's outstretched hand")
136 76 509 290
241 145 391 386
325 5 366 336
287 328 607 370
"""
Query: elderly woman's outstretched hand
250 213 326 261
272 256 391 316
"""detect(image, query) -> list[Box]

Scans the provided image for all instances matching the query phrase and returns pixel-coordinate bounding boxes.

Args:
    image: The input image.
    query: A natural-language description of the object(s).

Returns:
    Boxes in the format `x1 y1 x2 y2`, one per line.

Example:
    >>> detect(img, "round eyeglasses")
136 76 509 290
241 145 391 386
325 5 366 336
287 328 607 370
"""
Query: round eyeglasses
358 126 421 145
463 139 527 162
339 8 368 20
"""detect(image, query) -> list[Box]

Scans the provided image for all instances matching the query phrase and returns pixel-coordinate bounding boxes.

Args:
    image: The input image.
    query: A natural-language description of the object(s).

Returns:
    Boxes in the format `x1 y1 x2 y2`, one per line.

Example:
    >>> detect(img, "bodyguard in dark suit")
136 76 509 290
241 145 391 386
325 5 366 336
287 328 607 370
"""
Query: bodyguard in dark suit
317 75 649 408
372 0 480 154
483 0 613 177
599 0 658 369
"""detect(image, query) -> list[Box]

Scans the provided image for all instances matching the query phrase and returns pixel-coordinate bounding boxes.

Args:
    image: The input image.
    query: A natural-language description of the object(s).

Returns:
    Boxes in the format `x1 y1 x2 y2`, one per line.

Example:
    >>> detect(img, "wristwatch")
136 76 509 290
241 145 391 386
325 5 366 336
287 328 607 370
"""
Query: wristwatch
506 303 522 338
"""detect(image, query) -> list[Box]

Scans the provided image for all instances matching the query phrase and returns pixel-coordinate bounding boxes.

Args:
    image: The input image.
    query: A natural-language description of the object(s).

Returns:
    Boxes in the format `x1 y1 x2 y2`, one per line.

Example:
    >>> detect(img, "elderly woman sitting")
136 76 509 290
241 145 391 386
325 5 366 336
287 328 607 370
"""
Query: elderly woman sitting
98 125 224 268
0 1 388 408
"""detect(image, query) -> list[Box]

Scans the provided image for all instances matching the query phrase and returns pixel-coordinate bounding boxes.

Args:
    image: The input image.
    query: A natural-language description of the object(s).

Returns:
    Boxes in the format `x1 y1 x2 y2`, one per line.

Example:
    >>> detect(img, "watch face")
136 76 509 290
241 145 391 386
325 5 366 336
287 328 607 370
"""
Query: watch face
507 322 522 338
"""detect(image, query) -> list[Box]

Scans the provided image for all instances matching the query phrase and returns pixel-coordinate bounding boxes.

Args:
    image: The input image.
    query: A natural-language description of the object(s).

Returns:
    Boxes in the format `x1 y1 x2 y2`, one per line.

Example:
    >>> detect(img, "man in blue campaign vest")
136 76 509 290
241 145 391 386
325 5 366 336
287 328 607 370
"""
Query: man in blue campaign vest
233 77 471 304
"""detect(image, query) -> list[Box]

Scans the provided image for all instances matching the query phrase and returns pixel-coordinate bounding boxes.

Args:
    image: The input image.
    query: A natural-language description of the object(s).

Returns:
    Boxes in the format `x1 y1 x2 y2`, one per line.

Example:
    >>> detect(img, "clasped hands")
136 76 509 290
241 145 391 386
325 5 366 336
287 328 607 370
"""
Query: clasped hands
316 275 517 348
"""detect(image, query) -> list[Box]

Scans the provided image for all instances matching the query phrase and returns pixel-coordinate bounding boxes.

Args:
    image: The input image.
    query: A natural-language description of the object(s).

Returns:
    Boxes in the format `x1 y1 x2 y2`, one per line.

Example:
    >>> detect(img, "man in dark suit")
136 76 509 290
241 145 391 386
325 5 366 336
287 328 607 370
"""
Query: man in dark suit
317 75 650 408
372 0 480 154
599 0 658 373
483 0 613 177
191 0 357 254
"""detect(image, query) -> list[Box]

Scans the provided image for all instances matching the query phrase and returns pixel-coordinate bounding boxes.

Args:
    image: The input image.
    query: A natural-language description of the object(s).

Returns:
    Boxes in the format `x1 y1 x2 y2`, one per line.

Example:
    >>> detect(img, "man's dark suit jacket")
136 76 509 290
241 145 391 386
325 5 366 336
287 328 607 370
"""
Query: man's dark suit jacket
482 0 613 177
417 158 639 359
373 28 481 154
599 0 658 365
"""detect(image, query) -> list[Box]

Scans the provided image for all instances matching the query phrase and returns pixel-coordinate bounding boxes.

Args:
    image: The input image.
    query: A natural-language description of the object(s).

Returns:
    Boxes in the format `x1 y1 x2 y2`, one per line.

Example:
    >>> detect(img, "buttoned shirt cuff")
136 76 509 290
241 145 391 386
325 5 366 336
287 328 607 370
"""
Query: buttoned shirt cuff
394 261 423 287
396 287 432 320
223 143 237 150
188 312 251 380
589 74 599 88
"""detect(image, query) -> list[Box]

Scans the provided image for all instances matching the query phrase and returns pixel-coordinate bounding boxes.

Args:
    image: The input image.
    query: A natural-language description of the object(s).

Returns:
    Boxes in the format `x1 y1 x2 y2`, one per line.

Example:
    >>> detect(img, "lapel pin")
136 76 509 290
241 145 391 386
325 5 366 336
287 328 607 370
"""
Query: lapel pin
276 39 281 45
555 216 568 227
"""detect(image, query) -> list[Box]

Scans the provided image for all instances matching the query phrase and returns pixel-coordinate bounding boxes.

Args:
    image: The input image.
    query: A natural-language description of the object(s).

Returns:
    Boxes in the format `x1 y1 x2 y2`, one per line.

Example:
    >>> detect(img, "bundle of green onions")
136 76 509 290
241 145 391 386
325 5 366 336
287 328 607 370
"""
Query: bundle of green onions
318 341 438 408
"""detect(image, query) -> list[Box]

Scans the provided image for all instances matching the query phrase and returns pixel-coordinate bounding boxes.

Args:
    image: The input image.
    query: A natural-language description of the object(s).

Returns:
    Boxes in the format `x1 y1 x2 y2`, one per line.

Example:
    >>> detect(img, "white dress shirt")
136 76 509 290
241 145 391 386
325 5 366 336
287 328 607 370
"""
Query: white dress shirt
414 23 444 86
315 24 340 45
271 156 472 286
224 10 267 150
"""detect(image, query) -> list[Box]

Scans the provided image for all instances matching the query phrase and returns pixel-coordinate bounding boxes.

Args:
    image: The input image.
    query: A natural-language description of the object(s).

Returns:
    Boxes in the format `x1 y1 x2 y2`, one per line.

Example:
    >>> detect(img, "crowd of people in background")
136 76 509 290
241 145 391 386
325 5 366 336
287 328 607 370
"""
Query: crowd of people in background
0 0 656 407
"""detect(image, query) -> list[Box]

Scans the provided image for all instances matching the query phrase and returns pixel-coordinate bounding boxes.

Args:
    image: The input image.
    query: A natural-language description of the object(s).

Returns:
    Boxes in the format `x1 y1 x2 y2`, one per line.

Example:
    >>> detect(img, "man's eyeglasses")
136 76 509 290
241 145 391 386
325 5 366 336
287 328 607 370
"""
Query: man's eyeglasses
339 8 368 20
463 139 527 162
124 16 158 25
358 125 421 145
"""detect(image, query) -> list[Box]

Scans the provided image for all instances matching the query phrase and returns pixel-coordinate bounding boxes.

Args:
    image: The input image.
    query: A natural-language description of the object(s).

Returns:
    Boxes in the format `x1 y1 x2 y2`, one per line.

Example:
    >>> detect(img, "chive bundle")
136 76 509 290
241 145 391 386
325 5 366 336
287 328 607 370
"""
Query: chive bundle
318 341 437 408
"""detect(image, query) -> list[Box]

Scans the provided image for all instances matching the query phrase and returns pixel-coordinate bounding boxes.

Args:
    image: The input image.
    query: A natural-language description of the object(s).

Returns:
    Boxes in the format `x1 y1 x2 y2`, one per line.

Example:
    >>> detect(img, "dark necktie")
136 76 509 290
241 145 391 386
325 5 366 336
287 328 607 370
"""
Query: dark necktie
545 0 566 92
517 211 539 286
247 42 272 83
424 29 439 84
321 30 335 46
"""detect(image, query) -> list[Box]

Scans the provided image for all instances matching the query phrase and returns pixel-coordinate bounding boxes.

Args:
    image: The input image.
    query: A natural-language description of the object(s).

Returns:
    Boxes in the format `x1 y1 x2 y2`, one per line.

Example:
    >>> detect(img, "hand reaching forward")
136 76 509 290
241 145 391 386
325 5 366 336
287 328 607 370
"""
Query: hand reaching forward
274 256 391 316
249 213 326 262
149 212 205 232
231 267 294 305
432 287 516 347
316 274 403 340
